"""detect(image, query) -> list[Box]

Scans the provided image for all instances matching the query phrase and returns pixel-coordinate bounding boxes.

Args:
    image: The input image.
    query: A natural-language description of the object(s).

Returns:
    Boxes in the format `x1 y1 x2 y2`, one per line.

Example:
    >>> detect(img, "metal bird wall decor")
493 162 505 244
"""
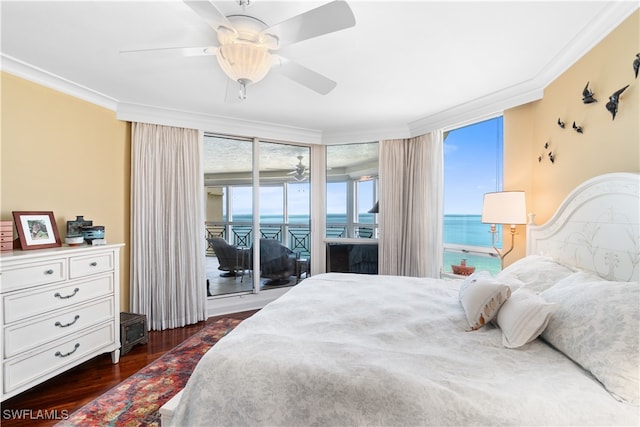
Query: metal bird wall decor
538 141 554 164
634 53 639 79
605 85 629 120
582 81 597 103
572 121 583 133
557 118 565 128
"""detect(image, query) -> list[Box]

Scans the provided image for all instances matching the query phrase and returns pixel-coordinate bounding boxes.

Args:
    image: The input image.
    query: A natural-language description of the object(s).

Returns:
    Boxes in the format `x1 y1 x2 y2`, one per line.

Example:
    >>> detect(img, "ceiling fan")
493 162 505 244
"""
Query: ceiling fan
122 0 356 100
288 155 308 182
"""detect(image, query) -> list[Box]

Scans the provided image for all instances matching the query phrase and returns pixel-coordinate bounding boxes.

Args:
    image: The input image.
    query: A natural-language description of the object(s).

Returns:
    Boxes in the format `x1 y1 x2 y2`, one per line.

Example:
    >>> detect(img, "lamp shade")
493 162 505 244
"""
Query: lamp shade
481 191 526 225
217 42 271 85
368 201 379 214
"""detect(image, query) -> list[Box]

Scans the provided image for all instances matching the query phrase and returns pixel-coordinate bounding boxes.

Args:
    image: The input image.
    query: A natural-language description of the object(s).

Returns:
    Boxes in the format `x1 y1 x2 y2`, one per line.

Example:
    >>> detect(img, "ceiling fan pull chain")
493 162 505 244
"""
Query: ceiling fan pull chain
239 82 247 100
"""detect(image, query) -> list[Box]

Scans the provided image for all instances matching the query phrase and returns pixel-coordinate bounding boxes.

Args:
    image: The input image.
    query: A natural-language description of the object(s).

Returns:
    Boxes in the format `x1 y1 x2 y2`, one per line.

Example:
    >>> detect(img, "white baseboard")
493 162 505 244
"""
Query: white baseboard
206 287 291 318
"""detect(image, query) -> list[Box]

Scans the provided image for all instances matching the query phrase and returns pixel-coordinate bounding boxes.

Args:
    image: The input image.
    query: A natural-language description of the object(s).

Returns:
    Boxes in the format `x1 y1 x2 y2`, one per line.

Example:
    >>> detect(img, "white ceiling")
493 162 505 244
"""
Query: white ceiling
1 1 637 144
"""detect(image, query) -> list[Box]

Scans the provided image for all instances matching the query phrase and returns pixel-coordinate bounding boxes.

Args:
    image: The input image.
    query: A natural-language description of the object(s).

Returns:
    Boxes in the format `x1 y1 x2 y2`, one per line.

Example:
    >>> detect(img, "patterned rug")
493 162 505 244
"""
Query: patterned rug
57 317 242 427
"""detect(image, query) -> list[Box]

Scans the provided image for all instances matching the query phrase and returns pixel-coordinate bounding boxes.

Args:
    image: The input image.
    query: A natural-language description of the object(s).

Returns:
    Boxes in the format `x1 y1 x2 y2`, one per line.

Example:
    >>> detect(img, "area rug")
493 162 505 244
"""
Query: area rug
57 317 242 427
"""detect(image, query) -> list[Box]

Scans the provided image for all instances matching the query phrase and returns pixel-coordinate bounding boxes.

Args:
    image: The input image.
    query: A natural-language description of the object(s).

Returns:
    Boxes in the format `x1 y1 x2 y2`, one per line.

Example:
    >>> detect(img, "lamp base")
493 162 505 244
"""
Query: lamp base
490 224 518 269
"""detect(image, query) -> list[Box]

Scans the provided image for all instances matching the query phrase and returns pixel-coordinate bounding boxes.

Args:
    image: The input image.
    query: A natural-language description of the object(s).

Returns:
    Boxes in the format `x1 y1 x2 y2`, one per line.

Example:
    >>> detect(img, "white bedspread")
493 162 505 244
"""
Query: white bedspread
170 273 639 426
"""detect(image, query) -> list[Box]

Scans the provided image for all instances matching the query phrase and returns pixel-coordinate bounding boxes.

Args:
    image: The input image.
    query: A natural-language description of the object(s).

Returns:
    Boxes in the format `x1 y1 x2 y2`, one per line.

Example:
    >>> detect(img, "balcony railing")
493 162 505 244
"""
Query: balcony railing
205 221 378 258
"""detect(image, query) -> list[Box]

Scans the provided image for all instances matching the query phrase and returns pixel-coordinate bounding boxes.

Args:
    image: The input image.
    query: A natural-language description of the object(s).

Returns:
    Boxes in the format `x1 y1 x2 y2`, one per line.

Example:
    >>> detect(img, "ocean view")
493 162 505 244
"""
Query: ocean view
230 213 499 247
223 213 501 274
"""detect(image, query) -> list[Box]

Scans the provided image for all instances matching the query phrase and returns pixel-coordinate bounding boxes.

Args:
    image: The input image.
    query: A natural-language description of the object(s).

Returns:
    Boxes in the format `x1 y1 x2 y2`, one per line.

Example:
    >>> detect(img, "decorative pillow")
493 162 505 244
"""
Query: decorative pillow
496 255 574 293
541 271 639 404
496 289 556 348
459 271 511 331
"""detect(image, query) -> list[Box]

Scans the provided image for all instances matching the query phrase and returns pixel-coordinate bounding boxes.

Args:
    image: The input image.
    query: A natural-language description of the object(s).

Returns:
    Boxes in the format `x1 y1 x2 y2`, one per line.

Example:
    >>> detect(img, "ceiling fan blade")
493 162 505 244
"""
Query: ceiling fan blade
183 1 233 33
277 60 337 95
120 46 217 58
262 0 355 48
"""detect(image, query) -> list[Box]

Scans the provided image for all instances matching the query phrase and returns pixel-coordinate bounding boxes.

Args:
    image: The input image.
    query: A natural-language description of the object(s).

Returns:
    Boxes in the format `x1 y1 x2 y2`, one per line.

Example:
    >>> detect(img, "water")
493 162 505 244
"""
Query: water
226 213 501 274
229 213 497 246
443 214 500 247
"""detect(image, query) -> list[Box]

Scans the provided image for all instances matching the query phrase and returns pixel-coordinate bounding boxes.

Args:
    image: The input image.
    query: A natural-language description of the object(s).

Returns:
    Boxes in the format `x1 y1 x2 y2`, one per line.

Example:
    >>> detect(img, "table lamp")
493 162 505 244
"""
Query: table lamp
481 191 526 268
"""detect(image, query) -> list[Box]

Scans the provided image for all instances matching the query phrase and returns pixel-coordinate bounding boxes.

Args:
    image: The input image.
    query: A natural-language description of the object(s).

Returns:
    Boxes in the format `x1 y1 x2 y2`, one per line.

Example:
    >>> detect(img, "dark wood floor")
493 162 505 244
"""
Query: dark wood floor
0 310 257 427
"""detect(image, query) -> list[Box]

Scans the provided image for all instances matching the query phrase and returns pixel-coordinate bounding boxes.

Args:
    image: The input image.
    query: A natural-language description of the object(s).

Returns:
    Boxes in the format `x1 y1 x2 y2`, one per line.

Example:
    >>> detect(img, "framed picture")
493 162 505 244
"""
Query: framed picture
12 211 62 250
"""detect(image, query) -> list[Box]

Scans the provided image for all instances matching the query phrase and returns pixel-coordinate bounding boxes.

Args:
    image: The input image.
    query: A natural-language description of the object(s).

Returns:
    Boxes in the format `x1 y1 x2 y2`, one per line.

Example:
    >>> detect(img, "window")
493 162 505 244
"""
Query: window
325 142 379 239
443 116 503 275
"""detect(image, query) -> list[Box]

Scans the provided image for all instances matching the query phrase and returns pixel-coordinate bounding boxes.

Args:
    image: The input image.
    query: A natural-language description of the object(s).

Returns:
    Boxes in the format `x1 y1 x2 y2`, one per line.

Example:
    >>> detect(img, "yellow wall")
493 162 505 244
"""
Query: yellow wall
1 72 131 309
503 10 640 264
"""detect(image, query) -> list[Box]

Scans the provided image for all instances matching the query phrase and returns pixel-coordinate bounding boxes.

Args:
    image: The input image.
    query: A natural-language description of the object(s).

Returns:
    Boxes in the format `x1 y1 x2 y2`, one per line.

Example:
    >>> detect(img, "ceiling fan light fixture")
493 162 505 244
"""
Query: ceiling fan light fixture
216 42 271 87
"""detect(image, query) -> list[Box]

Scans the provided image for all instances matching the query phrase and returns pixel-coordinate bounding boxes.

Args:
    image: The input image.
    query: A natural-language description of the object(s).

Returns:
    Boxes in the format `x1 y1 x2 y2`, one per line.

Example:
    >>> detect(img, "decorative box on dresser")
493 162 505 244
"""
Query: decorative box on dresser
0 243 124 401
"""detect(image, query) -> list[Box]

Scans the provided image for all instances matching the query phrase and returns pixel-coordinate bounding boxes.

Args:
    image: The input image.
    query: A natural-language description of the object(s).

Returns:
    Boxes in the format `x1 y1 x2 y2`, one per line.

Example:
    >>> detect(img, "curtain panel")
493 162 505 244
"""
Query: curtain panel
130 122 206 330
379 131 443 277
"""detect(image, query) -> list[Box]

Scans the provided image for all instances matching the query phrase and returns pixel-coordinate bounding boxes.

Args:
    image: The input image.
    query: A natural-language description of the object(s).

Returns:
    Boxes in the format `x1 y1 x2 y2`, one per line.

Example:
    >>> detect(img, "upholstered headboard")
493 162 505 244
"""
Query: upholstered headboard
527 173 639 282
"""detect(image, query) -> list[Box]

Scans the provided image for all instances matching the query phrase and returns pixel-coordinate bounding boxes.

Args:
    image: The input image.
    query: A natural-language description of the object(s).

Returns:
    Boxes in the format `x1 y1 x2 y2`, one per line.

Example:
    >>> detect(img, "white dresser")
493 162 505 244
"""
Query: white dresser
0 243 123 401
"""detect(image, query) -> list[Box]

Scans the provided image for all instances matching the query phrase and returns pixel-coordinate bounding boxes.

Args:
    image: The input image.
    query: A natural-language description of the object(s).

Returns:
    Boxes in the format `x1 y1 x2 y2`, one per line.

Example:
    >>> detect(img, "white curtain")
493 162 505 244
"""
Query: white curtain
130 122 206 330
379 131 443 277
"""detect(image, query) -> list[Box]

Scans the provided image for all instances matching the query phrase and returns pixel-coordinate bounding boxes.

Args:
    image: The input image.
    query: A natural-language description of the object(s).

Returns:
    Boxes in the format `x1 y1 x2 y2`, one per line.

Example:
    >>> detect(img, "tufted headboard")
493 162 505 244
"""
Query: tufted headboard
527 172 639 282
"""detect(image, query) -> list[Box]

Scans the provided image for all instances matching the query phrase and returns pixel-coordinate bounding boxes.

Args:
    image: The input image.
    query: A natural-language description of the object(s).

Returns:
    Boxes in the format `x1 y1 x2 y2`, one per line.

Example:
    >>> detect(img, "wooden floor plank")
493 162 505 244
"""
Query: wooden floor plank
1 311 256 427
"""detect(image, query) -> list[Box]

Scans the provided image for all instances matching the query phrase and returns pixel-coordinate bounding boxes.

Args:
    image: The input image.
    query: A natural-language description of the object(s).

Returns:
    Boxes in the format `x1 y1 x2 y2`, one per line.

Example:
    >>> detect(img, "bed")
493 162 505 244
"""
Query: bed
164 172 639 426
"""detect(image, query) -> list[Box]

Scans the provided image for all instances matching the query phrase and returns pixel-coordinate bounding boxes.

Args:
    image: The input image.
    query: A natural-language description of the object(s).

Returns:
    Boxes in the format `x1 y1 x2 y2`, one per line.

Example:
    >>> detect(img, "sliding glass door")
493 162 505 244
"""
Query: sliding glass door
204 135 254 296
258 141 310 288
204 134 311 296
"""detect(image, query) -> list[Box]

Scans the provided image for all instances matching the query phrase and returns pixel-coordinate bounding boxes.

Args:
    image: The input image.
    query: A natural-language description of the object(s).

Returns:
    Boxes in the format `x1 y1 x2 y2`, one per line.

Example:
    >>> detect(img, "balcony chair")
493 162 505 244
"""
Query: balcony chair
207 237 251 278
251 238 297 286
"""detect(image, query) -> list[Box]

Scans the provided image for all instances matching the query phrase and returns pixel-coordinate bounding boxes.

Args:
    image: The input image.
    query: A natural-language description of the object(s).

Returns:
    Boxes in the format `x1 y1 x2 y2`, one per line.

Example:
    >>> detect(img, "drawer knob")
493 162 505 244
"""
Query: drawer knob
45 269 54 275
55 343 80 358
55 315 80 328
90 261 98 267
54 288 80 299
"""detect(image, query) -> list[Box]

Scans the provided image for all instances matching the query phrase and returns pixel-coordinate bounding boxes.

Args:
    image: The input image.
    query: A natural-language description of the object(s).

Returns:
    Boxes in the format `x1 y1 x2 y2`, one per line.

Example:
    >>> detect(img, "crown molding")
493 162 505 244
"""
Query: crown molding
321 123 411 145
0 54 118 111
409 80 543 136
116 102 322 144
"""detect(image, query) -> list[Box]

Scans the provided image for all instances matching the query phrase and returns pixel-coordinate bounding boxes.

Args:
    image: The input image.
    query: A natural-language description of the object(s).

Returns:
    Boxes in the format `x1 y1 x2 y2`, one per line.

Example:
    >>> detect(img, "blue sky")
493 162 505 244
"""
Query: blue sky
444 117 503 214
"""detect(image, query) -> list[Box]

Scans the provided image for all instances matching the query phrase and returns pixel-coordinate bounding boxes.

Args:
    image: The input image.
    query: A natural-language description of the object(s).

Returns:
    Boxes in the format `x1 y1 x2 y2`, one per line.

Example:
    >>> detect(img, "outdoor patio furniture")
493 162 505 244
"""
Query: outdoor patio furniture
207 237 251 278
252 238 297 286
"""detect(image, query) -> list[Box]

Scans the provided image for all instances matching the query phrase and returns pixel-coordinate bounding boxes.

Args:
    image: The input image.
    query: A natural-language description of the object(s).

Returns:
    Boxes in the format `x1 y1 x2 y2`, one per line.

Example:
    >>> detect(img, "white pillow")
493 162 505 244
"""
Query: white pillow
459 272 511 331
541 271 639 404
497 289 556 348
496 255 574 293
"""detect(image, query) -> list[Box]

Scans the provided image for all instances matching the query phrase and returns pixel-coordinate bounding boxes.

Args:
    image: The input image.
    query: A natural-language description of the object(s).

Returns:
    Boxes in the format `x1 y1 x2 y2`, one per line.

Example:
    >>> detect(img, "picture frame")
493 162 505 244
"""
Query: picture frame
12 211 62 250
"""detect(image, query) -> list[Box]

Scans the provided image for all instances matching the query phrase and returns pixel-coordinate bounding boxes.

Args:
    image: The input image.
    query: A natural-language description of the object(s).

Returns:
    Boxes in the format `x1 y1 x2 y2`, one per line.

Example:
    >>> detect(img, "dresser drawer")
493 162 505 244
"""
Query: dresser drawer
3 322 116 394
0 259 66 292
69 252 114 279
3 274 114 324
4 297 115 358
